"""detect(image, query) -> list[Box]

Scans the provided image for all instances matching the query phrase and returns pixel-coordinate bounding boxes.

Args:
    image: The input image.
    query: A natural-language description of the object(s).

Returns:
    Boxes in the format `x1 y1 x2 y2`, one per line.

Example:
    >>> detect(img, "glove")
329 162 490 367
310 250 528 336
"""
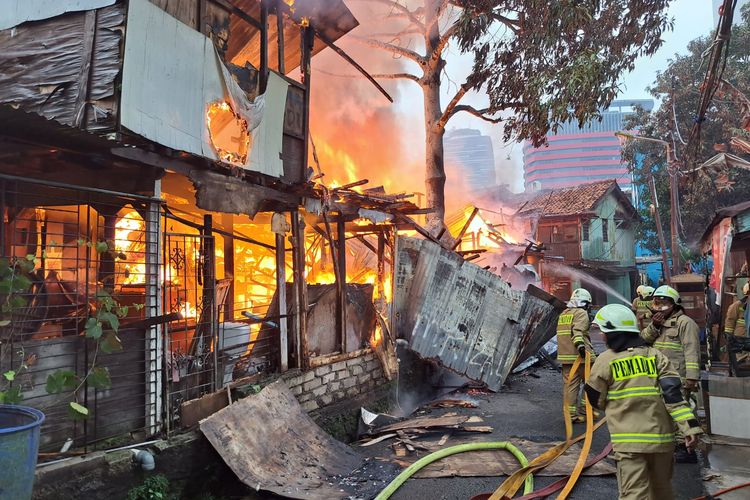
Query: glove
577 345 586 357
683 379 699 392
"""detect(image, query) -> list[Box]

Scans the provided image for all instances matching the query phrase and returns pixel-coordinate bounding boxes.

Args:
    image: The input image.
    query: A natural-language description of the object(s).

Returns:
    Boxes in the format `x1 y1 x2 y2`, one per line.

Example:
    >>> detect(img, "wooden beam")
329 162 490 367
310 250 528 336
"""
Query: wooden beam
260 0 269 92
451 207 479 250
291 211 308 369
221 213 235 320
337 219 347 353
275 0 285 74
276 230 288 371
73 10 98 128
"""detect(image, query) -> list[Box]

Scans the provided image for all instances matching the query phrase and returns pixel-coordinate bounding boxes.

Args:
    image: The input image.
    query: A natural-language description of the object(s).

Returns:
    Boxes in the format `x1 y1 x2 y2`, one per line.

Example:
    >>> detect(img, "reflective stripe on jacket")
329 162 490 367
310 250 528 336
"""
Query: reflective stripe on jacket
641 310 701 380
557 307 594 364
725 301 747 337
587 346 700 453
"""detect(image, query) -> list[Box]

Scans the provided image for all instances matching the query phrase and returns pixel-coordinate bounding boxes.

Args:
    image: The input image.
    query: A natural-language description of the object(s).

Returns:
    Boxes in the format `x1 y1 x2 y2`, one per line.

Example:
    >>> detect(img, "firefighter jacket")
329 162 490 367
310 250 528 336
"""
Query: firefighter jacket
641 310 701 380
585 346 702 453
725 301 747 337
631 297 652 330
557 307 594 364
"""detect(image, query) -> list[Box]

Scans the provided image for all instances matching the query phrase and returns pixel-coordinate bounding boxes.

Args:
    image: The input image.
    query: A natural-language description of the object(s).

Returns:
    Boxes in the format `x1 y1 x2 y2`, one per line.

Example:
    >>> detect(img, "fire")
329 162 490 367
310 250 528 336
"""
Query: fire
178 300 198 319
115 210 147 285
369 323 383 349
206 100 251 165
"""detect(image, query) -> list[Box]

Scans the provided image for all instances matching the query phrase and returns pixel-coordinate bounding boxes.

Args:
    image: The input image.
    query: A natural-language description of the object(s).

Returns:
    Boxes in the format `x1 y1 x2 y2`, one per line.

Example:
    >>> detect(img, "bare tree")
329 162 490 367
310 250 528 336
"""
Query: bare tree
350 0 672 234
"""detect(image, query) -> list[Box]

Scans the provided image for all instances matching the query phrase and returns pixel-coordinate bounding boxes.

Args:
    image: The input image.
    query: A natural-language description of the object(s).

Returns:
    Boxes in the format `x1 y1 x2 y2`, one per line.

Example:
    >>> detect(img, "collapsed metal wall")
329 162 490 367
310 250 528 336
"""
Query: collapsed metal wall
393 236 560 391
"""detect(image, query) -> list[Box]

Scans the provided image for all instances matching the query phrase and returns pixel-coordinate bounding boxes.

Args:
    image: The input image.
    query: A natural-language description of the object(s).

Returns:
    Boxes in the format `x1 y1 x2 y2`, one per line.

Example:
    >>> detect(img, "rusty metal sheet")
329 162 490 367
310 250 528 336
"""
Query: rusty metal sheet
200 380 361 499
0 4 124 130
395 237 559 391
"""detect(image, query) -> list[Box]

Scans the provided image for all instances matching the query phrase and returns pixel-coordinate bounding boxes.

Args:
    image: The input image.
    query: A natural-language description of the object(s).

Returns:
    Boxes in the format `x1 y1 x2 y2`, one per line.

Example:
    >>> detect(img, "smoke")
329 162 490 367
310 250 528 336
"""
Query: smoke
309 1 424 194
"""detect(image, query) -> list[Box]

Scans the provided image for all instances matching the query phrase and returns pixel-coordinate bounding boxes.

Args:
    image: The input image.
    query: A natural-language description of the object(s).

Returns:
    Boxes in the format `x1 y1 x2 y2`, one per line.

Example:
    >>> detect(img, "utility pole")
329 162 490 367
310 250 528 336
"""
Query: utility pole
647 173 672 284
615 132 679 282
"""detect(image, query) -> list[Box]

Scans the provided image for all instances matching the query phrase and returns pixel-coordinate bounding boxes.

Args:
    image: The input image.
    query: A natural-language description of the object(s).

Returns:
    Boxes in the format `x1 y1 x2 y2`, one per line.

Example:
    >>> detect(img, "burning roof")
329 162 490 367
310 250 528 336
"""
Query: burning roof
516 179 634 218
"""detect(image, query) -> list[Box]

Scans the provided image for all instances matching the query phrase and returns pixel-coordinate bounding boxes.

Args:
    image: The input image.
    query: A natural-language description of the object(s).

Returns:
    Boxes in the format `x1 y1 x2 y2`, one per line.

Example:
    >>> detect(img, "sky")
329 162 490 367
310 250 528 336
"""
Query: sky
444 0 718 192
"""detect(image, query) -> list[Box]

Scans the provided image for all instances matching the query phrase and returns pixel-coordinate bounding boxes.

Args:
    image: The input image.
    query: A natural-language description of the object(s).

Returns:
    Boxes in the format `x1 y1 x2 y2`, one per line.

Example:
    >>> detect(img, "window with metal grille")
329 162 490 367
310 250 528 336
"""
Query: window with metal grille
602 218 609 242
582 220 590 241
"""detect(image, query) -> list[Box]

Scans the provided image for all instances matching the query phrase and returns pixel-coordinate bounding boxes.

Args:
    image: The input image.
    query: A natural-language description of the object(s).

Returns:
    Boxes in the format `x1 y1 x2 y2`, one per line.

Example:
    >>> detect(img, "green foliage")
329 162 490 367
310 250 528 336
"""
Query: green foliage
622 4 750 255
0 240 142 420
126 475 176 500
456 0 673 146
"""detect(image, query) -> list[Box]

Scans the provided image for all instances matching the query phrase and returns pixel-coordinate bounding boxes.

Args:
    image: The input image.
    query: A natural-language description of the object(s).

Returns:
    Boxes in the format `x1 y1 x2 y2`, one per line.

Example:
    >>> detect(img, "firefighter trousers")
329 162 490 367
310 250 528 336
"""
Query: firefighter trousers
561 363 584 416
615 450 674 500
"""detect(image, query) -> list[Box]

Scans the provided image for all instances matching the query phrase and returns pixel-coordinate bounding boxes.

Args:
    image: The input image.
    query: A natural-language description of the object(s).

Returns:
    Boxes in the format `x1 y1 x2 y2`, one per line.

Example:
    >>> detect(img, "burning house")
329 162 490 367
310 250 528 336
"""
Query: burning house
0 0 405 452
515 180 638 304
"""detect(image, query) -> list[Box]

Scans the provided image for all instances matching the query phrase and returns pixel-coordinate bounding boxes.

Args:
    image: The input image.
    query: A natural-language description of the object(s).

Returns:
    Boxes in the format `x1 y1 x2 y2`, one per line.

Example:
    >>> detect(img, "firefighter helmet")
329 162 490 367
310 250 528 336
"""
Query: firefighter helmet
636 285 646 298
593 304 641 334
642 286 655 298
652 285 681 304
569 288 592 307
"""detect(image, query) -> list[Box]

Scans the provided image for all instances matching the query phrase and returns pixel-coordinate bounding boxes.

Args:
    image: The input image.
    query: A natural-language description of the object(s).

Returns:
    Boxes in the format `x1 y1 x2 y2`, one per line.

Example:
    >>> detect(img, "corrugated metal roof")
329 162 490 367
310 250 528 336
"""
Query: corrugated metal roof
516 179 621 217
394 236 560 391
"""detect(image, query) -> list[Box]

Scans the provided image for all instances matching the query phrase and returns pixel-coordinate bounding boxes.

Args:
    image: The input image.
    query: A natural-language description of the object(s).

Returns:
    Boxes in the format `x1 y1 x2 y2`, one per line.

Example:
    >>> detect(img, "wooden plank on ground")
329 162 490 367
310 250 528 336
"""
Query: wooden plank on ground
372 415 478 434
200 380 361 499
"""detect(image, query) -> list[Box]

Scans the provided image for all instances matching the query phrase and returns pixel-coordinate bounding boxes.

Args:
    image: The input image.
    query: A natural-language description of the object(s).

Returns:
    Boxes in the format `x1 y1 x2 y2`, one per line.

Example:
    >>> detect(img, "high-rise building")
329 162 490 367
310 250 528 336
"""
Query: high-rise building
522 99 654 193
444 128 496 194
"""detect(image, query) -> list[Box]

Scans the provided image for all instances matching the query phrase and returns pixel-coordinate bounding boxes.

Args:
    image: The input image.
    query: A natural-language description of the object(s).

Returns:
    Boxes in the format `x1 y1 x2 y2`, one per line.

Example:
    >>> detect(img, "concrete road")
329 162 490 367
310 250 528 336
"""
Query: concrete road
359 344 707 499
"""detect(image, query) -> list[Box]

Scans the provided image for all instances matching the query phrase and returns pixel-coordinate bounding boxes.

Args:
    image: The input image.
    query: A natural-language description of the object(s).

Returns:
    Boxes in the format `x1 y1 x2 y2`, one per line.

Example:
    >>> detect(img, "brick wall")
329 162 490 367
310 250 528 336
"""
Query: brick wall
282 351 387 411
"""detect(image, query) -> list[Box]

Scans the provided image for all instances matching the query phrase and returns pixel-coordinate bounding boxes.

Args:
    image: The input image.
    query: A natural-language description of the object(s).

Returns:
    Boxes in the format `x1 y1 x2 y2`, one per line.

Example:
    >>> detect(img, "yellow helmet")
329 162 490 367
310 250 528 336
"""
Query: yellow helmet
636 285 645 298
652 285 680 304
738 279 749 300
594 304 641 334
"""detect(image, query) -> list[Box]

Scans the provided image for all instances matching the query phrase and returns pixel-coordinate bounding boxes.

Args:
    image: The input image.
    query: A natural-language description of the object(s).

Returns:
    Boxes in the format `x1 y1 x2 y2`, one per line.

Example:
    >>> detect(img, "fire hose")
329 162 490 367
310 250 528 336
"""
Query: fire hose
373 442 533 500
485 352 601 500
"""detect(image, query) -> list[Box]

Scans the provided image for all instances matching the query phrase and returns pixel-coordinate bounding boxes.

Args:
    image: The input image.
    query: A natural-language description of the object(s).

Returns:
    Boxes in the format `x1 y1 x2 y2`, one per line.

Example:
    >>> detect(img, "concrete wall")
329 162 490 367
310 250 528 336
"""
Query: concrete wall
282 351 387 412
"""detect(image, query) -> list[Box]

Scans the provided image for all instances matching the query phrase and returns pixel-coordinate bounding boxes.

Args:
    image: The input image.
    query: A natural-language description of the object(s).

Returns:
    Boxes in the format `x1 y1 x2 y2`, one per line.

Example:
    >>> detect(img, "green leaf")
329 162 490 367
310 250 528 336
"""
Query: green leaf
69 402 89 419
0 320 10 327
0 386 23 404
134 303 145 311
95 241 109 254
76 239 85 246
46 370 78 394
100 332 123 354
88 367 112 390
25 254 35 261
98 311 120 333
85 318 103 339
116 306 129 318
3 370 15 382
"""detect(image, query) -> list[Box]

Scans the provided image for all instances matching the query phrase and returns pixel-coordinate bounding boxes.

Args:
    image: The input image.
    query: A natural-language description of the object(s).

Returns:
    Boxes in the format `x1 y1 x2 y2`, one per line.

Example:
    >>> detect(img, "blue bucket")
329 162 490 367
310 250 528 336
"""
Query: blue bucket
0 405 45 500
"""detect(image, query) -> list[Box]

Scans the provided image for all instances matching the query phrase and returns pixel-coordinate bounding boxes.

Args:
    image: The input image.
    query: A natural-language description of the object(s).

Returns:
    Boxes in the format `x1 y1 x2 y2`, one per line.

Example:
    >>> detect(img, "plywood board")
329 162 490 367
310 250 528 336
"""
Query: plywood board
0 0 114 30
121 0 286 177
709 396 750 440
200 380 361 499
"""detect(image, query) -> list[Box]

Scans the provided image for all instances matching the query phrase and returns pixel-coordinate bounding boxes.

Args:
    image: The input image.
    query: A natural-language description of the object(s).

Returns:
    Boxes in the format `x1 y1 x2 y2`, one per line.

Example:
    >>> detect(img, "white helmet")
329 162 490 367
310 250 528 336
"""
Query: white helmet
593 304 641 334
652 285 681 304
738 279 749 300
568 288 592 307
642 286 655 298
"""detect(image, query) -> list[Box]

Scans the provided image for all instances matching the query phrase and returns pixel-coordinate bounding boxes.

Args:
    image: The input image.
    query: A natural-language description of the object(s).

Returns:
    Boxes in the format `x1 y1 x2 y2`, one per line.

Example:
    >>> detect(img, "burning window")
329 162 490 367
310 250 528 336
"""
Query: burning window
206 101 251 165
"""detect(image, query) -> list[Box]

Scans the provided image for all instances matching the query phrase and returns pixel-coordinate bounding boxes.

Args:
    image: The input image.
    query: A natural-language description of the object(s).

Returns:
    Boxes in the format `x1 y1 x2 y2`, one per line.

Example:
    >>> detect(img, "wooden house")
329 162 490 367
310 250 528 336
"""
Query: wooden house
516 180 639 304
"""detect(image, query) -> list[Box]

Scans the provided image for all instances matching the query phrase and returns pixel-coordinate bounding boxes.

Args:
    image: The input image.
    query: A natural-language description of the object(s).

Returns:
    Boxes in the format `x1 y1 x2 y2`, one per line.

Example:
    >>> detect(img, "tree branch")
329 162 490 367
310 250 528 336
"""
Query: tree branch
348 35 427 64
439 84 468 128
316 68 421 83
452 105 505 124
350 0 425 29
434 21 461 58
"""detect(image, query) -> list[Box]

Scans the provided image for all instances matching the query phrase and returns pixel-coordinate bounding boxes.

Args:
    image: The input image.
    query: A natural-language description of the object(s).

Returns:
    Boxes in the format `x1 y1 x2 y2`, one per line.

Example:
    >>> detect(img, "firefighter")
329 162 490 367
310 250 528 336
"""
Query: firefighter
725 280 749 364
586 304 703 500
632 285 655 330
641 285 701 463
557 288 595 422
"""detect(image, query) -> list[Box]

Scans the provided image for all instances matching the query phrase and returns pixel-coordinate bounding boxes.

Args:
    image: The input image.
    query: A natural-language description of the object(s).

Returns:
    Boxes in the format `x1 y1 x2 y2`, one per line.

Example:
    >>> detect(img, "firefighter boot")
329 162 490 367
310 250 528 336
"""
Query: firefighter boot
674 443 698 464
